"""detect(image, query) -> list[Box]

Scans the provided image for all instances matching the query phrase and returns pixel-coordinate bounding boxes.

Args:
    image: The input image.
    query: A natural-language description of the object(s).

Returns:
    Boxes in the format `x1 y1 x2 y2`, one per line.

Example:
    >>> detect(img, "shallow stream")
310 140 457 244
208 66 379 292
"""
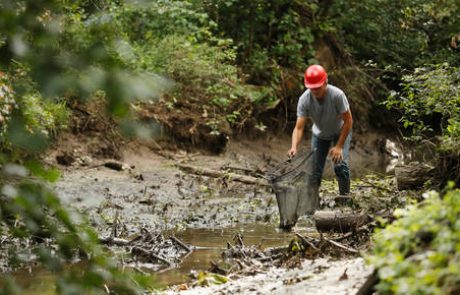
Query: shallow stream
14 224 317 293
10 136 391 293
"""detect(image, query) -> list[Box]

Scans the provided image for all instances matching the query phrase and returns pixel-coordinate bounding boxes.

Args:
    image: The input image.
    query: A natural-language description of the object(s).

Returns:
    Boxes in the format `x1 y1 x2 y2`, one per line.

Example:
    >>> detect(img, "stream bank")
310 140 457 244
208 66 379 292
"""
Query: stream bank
16 131 395 293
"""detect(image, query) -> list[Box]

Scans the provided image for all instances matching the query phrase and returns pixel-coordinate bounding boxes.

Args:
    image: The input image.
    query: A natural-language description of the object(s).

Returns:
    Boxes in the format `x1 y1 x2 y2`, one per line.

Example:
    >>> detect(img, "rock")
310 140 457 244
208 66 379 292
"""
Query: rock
56 153 75 166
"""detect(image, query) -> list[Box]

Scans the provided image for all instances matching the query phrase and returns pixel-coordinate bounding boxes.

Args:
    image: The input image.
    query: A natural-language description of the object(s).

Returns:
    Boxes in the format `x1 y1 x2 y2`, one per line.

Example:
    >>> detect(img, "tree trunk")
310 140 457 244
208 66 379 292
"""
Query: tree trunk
313 210 371 233
395 162 435 190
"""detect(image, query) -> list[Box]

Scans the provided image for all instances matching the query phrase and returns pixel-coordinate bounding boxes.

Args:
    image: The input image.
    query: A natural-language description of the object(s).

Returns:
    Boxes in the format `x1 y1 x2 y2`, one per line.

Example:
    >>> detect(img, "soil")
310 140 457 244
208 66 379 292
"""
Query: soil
37 128 390 293
166 257 371 295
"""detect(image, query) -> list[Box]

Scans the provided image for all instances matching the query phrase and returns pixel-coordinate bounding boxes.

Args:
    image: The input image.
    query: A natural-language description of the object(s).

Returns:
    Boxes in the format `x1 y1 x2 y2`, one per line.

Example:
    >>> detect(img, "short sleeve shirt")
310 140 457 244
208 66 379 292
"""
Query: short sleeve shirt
297 84 350 140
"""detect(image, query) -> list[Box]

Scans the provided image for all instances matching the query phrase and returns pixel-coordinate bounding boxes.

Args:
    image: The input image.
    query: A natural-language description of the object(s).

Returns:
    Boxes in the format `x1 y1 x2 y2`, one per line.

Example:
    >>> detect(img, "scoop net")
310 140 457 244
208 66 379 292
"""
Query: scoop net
266 149 318 230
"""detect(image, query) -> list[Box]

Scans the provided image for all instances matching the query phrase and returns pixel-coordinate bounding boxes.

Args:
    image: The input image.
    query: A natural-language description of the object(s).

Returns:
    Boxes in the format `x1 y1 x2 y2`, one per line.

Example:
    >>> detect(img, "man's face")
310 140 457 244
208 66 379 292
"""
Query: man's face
309 83 327 100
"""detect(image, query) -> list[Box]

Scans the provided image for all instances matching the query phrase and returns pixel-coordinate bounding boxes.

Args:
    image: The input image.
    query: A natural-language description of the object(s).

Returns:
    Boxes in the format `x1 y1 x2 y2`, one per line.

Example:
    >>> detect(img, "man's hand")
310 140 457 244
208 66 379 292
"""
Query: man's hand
329 146 343 163
287 147 297 158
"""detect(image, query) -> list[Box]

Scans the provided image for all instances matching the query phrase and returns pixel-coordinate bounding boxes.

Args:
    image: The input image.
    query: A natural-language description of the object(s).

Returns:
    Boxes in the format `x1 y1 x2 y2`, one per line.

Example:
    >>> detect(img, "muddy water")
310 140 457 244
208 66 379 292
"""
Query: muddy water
13 138 387 293
157 224 314 286
15 224 313 293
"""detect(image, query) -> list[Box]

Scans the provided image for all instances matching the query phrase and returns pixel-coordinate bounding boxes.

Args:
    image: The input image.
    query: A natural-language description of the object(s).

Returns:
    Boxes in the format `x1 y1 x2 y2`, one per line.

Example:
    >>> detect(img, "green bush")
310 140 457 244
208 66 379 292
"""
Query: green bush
194 0 316 84
330 0 460 69
368 185 460 294
0 74 17 138
384 64 460 149
86 1 275 136
21 94 70 137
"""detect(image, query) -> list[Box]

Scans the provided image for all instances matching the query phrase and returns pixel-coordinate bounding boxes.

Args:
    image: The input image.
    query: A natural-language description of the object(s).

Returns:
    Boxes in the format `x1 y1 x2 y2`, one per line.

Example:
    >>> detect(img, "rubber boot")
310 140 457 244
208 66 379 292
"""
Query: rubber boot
338 177 350 195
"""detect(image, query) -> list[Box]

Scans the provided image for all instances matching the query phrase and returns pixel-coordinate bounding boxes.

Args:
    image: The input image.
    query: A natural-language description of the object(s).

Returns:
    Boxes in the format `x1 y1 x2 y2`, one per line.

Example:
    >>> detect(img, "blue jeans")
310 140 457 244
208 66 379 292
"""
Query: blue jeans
309 132 352 195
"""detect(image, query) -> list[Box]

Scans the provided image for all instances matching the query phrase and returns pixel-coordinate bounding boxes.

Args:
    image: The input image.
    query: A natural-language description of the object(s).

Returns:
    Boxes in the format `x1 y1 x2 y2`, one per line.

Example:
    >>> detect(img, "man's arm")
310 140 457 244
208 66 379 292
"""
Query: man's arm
288 117 307 157
329 110 353 163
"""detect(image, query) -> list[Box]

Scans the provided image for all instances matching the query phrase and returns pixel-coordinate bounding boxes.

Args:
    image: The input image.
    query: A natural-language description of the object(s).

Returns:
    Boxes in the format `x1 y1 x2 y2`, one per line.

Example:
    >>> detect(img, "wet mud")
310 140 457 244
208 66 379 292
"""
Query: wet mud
12 133 391 293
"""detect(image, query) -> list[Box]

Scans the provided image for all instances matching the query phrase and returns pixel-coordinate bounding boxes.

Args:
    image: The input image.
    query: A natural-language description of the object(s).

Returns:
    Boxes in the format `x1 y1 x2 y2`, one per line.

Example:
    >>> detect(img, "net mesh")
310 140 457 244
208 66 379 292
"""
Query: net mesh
266 149 318 230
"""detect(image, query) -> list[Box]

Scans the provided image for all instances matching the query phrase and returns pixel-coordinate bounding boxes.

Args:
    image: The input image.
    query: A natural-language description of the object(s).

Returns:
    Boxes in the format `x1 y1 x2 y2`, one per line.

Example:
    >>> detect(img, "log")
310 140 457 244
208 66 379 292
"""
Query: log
313 210 371 233
104 161 125 171
176 164 270 187
395 162 435 190
356 270 379 295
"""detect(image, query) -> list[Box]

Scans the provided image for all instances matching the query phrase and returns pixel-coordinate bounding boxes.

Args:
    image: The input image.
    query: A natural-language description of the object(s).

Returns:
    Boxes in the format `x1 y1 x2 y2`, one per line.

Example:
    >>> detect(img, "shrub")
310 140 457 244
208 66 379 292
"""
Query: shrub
368 185 460 294
384 64 460 149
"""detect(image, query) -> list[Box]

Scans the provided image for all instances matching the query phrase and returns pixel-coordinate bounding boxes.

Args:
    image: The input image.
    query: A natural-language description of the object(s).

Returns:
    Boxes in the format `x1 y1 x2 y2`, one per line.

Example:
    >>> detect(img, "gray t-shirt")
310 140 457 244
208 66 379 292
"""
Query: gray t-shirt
297 84 349 140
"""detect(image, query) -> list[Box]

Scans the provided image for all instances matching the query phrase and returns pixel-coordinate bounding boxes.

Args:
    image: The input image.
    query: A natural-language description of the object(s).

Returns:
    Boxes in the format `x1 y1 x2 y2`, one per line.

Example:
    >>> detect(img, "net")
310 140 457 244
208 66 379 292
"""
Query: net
266 149 319 230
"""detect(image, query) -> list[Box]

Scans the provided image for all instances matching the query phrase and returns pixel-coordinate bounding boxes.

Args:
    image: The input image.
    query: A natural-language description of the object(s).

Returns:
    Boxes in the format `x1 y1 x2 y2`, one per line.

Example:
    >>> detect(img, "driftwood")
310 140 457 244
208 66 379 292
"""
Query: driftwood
131 246 173 266
176 164 270 187
356 270 379 295
313 210 371 233
104 161 125 171
395 162 435 190
324 238 359 253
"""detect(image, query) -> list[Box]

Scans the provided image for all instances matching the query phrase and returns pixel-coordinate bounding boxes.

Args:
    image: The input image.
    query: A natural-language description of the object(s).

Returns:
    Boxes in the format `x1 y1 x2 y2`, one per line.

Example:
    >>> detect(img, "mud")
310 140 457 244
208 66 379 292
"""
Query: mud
18 132 390 293
50 133 390 233
165 257 371 295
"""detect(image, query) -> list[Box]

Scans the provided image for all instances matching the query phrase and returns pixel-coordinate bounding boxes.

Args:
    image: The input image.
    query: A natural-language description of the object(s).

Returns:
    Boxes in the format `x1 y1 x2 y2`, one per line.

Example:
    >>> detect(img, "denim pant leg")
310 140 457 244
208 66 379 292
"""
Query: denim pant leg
310 134 331 187
333 132 352 194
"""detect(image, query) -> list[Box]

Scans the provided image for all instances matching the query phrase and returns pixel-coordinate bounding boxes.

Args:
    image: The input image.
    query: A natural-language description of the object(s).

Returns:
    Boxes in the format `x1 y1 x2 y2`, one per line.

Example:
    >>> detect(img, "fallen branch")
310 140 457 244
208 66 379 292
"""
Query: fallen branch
170 236 192 253
176 164 270 187
131 246 173 266
99 237 130 246
356 270 379 295
220 165 263 177
295 232 320 252
330 226 369 242
324 238 359 254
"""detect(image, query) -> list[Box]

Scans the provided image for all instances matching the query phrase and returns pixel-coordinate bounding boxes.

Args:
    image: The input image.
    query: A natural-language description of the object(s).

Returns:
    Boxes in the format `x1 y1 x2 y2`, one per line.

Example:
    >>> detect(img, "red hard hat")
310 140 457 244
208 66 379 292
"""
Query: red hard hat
304 65 327 88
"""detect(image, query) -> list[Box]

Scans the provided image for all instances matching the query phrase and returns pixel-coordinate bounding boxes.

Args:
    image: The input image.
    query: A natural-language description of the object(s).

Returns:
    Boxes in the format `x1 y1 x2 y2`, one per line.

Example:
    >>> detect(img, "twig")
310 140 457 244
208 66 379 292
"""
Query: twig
99 237 130 246
295 232 320 251
259 252 284 263
360 179 393 193
110 210 119 239
324 238 359 253
330 226 369 242
170 236 192 253
131 246 173 266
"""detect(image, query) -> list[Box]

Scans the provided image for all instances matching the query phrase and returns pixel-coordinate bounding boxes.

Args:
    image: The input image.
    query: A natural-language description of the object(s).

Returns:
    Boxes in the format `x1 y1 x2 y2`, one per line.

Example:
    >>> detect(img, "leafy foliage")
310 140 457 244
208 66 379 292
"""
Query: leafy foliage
385 64 460 149
195 0 317 84
368 186 460 294
0 163 151 294
330 0 460 69
114 1 277 139
0 0 162 293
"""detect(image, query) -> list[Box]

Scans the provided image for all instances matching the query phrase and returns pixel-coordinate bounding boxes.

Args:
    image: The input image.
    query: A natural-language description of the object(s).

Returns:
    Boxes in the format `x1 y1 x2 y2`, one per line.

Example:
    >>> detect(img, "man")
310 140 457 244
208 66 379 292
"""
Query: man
288 65 353 198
